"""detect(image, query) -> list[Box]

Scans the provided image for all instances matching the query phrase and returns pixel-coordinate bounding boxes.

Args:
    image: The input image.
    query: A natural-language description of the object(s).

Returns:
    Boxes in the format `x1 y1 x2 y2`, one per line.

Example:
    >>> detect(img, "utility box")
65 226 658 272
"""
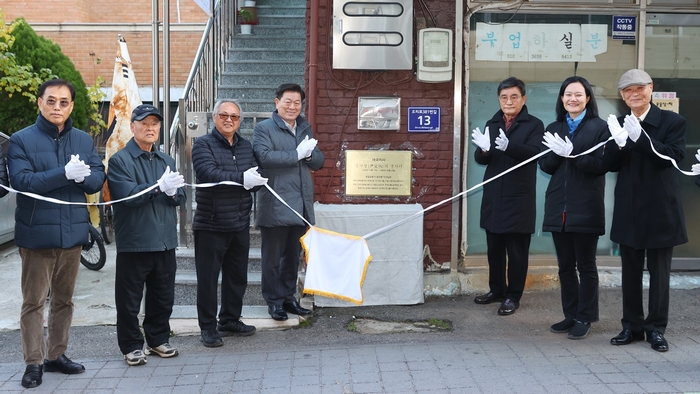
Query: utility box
332 0 413 70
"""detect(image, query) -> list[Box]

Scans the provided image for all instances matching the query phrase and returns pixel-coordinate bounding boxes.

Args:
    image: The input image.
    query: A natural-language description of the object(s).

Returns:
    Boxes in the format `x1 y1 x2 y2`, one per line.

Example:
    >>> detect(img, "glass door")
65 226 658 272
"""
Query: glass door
645 14 700 261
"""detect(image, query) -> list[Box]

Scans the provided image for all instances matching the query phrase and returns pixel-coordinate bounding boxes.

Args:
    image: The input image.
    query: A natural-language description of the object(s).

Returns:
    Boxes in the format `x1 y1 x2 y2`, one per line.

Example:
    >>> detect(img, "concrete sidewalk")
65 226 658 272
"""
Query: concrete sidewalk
2 243 700 392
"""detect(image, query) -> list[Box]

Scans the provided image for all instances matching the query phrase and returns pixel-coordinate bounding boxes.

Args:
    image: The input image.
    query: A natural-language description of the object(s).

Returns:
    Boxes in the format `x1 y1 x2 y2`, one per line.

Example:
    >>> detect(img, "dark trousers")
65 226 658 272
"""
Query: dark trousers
619 245 673 334
195 229 249 331
115 250 176 355
485 231 531 302
552 232 600 323
260 225 307 306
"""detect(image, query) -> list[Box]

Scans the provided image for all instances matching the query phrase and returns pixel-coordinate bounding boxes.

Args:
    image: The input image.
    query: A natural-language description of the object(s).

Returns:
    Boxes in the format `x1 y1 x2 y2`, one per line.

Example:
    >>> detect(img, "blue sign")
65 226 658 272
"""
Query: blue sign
612 16 636 40
407 107 441 133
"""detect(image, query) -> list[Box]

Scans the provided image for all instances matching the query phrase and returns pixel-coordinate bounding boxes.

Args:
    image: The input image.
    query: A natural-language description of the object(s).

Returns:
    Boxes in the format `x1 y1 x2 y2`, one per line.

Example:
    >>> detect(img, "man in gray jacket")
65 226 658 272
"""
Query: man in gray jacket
253 83 324 321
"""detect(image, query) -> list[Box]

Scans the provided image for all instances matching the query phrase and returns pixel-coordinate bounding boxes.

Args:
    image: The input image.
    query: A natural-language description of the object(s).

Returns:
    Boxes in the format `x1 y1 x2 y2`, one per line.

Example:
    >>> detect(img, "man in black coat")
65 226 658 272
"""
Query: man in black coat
192 99 268 348
470 77 545 316
604 69 688 352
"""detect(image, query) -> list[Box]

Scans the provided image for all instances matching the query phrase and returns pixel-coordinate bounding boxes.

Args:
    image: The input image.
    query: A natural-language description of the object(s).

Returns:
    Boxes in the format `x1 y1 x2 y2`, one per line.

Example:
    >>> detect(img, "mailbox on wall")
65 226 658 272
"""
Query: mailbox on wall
332 0 413 70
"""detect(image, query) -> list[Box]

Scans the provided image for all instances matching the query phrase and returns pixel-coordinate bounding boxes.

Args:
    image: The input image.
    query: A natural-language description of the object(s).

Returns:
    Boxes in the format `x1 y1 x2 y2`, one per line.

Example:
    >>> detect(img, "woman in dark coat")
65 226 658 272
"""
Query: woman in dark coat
539 76 610 339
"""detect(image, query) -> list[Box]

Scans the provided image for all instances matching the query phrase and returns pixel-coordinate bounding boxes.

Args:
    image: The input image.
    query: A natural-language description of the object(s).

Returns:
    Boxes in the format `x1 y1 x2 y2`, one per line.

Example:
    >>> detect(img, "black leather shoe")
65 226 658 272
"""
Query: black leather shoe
268 305 288 321
610 329 645 345
474 292 505 305
43 354 85 374
283 300 312 316
497 298 519 315
647 330 669 352
21 364 42 388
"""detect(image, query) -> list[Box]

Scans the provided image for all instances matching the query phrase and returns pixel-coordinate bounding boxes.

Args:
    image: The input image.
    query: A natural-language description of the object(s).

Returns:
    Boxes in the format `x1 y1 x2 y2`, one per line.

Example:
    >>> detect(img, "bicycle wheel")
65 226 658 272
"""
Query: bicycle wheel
81 226 106 271
100 204 115 245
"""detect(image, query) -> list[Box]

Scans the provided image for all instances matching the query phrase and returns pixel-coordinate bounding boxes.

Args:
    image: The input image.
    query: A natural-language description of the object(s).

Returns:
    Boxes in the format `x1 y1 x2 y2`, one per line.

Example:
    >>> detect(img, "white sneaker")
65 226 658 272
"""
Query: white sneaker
124 349 147 366
144 343 179 358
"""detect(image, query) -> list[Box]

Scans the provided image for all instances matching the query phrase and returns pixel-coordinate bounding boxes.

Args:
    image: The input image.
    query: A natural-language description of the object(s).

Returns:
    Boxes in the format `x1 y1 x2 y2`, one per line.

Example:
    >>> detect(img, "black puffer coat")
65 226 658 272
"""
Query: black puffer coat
539 116 609 234
475 106 545 234
192 128 259 233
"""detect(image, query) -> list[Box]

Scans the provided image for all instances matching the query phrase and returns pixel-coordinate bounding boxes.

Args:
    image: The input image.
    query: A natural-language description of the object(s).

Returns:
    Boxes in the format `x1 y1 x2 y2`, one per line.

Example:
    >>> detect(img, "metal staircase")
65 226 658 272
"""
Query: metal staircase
169 0 308 333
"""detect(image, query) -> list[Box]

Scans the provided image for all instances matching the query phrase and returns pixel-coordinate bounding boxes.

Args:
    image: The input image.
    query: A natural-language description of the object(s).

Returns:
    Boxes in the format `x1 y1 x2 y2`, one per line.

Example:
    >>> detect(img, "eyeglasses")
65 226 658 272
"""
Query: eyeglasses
44 98 72 108
499 94 522 102
217 113 241 121
280 99 302 107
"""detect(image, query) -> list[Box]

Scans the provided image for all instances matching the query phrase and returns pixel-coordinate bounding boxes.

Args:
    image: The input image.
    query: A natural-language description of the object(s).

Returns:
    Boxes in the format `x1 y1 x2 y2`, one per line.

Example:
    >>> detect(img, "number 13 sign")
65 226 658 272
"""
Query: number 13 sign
407 107 441 133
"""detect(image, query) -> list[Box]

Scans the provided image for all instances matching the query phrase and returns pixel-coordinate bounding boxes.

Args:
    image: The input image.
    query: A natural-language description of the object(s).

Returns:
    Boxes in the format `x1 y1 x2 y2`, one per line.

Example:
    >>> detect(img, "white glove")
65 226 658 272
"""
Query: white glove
471 127 490 152
157 166 185 196
607 114 628 148
495 129 509 151
243 166 268 190
65 154 91 183
296 136 317 161
542 132 573 158
623 114 642 142
692 163 700 176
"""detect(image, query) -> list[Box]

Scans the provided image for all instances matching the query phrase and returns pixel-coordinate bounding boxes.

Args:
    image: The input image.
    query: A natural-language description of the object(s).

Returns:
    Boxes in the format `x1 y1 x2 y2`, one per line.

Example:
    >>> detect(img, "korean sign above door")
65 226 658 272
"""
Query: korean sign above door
475 23 608 62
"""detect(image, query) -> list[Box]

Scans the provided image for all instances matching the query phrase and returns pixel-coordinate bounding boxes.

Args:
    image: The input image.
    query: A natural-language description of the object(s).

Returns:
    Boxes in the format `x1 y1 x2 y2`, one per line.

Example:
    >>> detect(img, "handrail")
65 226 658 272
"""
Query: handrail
170 0 238 246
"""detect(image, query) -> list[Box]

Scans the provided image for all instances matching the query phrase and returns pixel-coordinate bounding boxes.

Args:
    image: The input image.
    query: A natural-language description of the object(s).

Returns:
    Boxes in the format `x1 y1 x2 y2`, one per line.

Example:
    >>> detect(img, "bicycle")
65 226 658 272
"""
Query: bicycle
82 192 107 271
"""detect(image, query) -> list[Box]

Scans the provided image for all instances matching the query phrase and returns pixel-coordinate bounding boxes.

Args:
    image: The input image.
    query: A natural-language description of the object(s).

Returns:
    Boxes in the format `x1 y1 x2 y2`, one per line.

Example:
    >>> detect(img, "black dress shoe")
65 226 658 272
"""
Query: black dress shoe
268 305 288 321
474 292 505 305
497 298 519 315
283 300 312 316
21 364 42 388
43 354 85 374
610 329 645 345
647 330 669 352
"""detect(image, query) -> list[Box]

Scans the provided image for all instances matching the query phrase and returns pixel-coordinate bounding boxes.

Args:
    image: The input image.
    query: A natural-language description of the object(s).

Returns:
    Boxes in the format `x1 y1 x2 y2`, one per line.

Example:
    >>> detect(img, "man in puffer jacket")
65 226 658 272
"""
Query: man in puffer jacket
8 79 106 388
192 99 267 347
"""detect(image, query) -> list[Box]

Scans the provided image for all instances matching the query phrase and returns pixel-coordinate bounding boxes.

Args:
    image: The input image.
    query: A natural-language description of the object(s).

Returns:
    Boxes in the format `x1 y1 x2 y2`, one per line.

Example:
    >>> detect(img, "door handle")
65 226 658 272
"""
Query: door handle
338 18 343 34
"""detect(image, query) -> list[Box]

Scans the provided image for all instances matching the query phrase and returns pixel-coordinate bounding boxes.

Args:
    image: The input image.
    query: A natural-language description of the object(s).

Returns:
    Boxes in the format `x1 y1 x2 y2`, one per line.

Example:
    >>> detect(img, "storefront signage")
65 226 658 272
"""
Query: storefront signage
612 16 637 40
475 23 607 62
407 107 440 132
345 150 412 196
653 92 679 113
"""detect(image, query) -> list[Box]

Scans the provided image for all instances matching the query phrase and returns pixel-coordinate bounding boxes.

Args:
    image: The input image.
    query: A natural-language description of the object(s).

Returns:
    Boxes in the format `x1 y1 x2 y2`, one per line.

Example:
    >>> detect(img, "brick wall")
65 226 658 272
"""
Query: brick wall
3 0 208 87
310 0 456 264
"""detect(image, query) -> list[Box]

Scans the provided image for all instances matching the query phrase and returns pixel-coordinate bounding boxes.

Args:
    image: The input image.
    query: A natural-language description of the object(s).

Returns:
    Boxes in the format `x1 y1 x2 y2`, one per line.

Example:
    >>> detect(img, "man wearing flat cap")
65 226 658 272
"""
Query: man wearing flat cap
107 104 186 366
604 69 687 353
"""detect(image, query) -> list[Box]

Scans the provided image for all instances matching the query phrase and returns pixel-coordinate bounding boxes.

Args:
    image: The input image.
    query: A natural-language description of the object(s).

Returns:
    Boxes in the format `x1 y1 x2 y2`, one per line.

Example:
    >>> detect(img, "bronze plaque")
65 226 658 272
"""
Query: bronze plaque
345 150 412 196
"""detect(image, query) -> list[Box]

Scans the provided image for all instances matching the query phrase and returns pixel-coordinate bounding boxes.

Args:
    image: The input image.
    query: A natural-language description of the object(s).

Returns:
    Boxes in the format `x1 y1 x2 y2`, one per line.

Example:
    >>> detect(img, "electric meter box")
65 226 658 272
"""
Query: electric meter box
332 0 413 70
417 28 453 83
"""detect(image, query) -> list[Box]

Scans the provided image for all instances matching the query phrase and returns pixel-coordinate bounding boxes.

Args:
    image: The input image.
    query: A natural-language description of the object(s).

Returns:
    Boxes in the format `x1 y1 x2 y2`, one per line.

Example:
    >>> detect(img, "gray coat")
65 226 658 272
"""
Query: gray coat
252 110 324 227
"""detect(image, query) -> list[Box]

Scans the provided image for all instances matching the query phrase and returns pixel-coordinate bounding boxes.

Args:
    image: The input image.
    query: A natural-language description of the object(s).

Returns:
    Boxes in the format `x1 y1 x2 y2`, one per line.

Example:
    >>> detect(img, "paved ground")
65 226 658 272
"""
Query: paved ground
0 242 700 392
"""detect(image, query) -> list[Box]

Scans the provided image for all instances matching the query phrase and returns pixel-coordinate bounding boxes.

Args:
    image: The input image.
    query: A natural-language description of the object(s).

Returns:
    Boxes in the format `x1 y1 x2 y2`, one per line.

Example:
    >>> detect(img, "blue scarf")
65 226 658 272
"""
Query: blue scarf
566 109 586 138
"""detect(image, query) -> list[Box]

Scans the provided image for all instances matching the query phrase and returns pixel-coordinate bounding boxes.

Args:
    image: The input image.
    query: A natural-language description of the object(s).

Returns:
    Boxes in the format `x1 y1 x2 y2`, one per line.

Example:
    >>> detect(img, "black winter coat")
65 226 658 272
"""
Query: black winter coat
475 105 545 234
192 128 259 233
539 116 609 234
603 104 688 249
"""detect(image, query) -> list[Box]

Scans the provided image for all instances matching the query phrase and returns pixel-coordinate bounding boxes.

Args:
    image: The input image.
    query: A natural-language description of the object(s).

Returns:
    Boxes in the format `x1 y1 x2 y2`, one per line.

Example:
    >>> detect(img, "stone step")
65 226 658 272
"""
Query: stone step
170 305 304 335
175 246 262 272
238 25 306 37
258 15 305 26
174 270 267 306
230 36 305 50
256 5 306 17
221 71 304 86
224 59 305 75
227 48 306 62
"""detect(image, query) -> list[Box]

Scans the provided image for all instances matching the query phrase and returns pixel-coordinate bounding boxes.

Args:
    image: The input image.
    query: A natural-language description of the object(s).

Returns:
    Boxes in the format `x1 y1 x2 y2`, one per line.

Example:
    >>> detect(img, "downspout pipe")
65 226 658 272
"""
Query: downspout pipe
308 0 319 131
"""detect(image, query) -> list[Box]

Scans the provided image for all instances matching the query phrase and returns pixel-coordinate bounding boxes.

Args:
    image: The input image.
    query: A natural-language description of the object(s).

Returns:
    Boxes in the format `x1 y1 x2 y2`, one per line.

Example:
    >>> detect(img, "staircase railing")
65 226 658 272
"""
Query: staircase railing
170 0 238 246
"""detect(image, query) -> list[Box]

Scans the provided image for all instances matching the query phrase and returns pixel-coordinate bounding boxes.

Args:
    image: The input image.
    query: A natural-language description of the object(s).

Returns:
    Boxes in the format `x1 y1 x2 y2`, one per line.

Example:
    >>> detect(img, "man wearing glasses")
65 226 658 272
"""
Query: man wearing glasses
470 77 545 316
191 99 267 347
253 83 324 321
8 79 106 388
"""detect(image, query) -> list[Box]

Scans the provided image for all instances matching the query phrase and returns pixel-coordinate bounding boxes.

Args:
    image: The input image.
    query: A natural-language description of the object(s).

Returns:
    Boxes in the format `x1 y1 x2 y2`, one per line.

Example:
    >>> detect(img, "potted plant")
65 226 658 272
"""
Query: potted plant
239 7 257 35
